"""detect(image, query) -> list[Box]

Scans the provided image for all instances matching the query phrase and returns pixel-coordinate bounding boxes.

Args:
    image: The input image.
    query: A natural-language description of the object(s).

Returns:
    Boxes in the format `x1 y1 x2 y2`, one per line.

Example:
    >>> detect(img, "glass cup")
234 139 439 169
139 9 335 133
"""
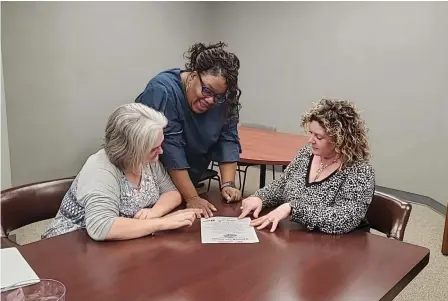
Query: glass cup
1 279 66 301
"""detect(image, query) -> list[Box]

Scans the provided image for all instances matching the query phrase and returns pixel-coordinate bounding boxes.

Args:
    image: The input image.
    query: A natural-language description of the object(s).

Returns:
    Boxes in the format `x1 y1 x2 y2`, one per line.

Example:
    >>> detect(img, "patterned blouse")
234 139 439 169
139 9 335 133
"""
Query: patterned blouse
252 144 375 234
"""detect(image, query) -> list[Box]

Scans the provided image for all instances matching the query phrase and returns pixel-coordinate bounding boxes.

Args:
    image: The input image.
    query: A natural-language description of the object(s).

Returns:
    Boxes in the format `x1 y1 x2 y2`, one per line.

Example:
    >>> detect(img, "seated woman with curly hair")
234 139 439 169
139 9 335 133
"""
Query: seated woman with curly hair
239 99 375 234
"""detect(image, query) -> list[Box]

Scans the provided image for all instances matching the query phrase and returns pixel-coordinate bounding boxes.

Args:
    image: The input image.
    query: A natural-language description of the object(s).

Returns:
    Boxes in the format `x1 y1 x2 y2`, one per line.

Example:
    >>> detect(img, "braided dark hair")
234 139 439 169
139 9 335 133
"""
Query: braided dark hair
184 41 241 122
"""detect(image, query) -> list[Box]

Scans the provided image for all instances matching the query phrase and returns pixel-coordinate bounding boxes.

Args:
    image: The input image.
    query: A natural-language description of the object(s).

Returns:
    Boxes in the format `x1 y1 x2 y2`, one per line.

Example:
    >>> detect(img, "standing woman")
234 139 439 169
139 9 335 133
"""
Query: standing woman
136 42 243 218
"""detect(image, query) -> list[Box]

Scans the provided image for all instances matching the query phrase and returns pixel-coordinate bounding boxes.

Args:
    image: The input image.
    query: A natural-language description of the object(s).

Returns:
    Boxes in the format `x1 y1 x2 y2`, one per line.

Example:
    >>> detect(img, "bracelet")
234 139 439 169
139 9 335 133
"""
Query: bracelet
220 181 236 191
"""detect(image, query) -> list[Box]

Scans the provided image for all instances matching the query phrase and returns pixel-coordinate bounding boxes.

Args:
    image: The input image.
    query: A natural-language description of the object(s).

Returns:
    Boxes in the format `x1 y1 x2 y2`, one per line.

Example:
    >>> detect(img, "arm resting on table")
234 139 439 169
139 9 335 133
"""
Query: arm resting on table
168 169 199 201
83 189 169 241
150 191 182 217
104 217 166 241
78 167 164 241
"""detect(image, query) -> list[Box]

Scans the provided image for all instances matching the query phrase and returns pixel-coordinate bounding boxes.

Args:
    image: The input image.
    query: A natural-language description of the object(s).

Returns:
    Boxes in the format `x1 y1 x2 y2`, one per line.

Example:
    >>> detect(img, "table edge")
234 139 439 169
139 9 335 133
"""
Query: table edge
13 229 431 301
380 249 430 301
239 158 292 165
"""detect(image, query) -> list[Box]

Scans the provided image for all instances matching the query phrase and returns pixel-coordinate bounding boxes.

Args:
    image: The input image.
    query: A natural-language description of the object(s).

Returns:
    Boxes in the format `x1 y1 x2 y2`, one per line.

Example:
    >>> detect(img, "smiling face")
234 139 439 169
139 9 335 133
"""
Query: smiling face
307 120 337 158
146 130 164 163
185 72 228 114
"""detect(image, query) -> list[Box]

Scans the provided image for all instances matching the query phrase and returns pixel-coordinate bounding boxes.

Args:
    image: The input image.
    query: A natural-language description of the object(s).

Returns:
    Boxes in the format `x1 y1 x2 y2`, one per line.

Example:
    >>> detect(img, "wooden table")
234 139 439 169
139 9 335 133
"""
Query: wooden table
5 190 429 301
442 201 448 255
239 126 308 187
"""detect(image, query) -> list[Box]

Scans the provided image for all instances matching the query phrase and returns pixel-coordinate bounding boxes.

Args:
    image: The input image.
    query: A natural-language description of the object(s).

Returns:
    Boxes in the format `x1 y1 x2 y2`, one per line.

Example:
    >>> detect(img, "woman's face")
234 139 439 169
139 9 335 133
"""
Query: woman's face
307 121 336 158
186 72 228 114
147 131 164 163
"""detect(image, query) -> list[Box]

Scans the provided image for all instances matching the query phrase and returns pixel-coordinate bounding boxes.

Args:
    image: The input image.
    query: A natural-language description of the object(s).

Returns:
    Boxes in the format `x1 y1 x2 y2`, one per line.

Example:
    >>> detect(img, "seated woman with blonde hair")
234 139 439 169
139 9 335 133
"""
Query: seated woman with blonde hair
239 99 375 234
43 103 200 241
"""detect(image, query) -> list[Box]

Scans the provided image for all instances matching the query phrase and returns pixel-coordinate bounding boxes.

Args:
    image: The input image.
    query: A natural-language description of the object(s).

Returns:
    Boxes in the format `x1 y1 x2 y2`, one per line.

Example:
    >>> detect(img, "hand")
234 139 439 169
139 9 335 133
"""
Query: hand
221 187 242 203
164 208 203 219
134 208 161 220
238 196 263 219
186 196 217 218
250 203 291 232
159 211 197 231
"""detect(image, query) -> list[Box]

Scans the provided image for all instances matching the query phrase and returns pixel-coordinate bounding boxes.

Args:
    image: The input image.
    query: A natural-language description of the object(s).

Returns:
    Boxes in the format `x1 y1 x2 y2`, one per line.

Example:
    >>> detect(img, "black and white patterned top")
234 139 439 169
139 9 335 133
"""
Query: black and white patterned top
252 144 375 234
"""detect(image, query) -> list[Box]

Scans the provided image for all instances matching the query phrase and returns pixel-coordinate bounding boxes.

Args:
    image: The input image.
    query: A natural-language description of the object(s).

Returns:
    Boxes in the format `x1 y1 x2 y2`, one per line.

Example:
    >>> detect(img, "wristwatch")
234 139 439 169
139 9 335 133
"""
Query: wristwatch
220 181 236 191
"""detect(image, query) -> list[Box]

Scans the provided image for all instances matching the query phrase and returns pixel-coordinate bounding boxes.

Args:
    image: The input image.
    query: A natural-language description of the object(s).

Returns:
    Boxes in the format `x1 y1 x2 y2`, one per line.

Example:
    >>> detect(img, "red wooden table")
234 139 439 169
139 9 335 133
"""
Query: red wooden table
239 126 308 187
3 190 430 301
442 202 448 255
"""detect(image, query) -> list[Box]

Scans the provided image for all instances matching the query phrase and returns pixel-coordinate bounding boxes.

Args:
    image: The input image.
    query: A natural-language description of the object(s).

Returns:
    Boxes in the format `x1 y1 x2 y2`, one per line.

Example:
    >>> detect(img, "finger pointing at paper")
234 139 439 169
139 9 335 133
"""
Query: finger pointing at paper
238 196 263 219
250 203 291 232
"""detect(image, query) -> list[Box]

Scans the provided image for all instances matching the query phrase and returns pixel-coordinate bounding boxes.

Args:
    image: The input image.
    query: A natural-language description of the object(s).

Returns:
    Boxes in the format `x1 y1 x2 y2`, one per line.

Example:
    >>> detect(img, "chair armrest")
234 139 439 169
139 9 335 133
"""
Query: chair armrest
1 237 19 249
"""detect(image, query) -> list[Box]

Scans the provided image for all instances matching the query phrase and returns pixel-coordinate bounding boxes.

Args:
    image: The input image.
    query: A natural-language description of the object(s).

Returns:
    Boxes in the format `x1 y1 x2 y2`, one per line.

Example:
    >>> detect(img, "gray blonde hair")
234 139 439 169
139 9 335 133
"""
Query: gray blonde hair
301 98 371 168
104 103 167 172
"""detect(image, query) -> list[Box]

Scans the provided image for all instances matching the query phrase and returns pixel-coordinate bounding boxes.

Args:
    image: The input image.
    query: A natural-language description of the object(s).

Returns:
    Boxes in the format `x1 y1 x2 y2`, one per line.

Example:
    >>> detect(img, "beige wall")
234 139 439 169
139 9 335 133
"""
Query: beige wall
1 59 12 189
2 2 448 204
1 1 211 185
212 2 448 204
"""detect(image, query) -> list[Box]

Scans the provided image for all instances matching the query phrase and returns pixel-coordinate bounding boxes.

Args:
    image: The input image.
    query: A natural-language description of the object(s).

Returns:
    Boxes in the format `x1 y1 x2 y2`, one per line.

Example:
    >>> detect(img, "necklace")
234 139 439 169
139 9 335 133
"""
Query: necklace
181 72 192 94
314 156 338 181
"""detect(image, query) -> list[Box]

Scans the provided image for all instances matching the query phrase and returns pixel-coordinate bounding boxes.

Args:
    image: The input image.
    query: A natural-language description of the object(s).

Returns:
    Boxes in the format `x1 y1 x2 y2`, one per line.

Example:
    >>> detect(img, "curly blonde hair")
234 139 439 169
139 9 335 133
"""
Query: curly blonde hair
301 98 371 168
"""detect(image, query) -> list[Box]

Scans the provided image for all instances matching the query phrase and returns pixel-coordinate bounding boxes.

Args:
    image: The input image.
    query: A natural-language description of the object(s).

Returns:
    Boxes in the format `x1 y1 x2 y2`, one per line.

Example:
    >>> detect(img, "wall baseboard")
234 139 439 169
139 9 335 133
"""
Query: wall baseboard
375 185 446 216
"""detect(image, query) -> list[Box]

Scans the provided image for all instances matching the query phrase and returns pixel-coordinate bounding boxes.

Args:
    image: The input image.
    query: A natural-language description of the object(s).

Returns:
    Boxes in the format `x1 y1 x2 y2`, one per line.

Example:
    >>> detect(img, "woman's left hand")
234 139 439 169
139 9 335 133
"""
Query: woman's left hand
134 208 161 220
221 187 242 203
250 203 292 232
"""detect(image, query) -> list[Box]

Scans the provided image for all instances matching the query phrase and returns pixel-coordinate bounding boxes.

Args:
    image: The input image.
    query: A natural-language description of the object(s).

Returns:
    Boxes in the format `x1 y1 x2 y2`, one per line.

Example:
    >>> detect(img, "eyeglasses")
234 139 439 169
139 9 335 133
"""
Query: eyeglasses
197 72 227 104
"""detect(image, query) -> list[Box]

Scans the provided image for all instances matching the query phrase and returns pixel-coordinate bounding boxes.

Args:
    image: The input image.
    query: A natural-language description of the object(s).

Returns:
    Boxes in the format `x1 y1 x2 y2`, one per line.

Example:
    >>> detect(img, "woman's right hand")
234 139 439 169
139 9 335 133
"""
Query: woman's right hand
159 211 198 231
186 196 217 218
164 208 203 219
238 196 263 219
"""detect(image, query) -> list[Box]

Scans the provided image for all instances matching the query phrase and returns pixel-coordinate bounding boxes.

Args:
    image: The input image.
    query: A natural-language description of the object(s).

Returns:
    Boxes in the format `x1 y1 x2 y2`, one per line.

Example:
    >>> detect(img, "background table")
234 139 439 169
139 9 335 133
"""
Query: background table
6 190 429 301
239 126 308 187
442 202 448 255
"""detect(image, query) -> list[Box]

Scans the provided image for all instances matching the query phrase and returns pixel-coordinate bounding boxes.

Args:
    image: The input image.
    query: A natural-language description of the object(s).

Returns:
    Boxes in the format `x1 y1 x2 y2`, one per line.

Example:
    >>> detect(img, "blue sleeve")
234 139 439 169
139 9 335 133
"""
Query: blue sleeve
137 84 189 170
211 117 241 163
